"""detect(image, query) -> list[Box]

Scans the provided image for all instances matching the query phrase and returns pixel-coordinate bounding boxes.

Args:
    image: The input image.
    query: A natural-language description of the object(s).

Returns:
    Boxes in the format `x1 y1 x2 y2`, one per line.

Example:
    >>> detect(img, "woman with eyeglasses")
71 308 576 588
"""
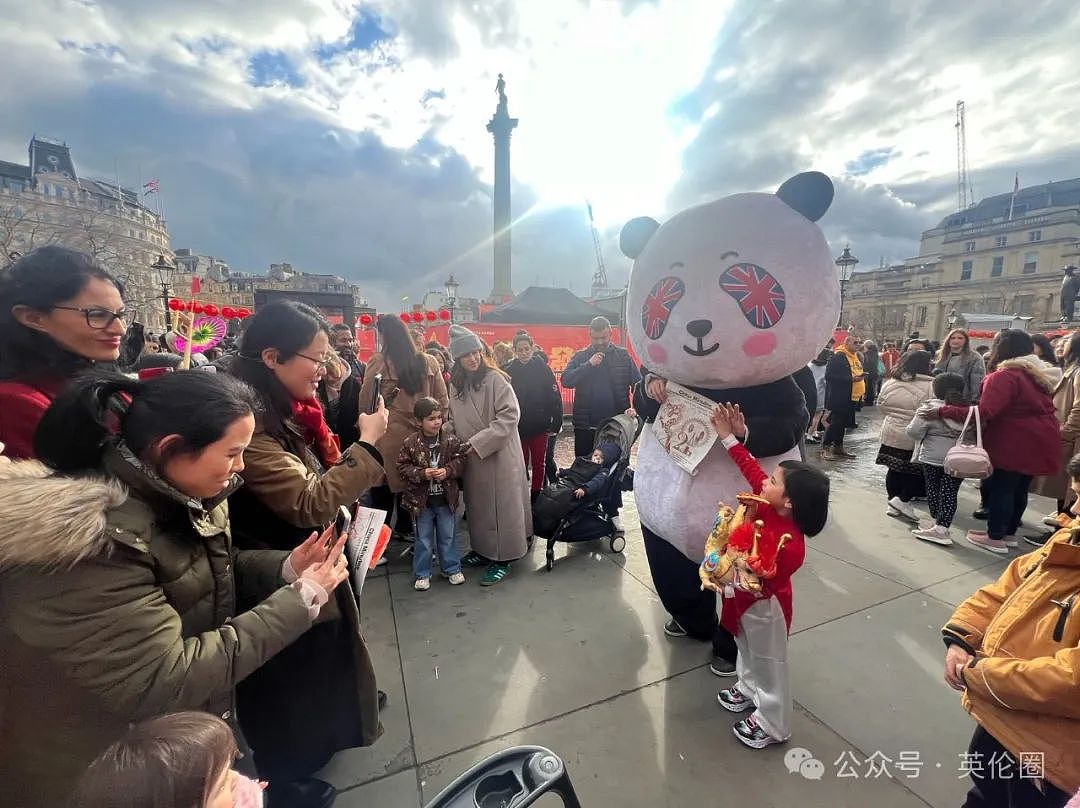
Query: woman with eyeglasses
0 246 130 459
226 300 389 805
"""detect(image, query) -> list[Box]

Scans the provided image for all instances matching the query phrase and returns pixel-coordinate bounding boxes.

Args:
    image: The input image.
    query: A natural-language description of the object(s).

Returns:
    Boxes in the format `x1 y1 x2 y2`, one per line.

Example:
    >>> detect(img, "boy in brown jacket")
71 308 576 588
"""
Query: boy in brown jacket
397 396 468 591
942 454 1080 807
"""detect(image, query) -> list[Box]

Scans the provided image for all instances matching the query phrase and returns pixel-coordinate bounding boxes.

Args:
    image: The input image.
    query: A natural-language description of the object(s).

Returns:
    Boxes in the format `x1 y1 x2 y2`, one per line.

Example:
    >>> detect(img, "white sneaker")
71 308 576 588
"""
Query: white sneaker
1003 535 1020 548
447 572 465 585
1042 513 1062 527
413 577 430 591
888 497 917 522
912 525 953 546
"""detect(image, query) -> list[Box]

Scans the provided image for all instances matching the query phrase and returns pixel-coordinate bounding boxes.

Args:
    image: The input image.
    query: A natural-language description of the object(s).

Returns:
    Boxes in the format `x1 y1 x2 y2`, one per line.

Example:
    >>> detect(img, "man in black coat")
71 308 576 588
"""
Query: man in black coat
560 317 642 456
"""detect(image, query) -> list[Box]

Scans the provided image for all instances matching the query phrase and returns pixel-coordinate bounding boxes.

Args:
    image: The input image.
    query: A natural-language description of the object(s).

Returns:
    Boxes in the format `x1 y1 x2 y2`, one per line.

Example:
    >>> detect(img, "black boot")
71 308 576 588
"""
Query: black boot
266 778 337 808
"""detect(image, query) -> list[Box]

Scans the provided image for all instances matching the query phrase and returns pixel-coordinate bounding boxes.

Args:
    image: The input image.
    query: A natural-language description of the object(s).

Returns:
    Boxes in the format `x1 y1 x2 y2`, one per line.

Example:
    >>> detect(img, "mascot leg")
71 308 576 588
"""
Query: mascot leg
641 524 737 662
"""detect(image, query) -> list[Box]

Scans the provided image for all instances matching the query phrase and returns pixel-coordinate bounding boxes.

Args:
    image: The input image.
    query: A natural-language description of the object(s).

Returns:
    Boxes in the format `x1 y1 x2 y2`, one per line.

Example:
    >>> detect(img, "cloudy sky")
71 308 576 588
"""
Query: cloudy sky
1 0 1077 311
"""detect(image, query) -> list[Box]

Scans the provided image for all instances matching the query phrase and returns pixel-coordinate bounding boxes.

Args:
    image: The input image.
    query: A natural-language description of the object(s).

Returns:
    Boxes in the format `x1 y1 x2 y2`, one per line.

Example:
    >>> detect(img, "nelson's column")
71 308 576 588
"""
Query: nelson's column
487 73 518 303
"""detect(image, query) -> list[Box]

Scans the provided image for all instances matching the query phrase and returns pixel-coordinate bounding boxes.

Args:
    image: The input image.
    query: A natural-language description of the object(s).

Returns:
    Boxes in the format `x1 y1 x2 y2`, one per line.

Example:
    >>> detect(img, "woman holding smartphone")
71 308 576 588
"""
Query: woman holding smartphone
227 300 389 806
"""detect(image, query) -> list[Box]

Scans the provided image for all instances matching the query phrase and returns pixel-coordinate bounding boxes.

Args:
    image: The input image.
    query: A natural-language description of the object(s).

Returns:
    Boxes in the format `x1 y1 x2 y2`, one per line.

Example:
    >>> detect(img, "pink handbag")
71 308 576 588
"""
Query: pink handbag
944 406 993 480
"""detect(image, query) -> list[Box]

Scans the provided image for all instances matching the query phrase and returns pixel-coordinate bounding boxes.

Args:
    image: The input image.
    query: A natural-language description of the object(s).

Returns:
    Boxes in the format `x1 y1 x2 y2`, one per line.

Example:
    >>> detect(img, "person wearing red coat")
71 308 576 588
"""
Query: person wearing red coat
937 331 1060 553
0 247 128 459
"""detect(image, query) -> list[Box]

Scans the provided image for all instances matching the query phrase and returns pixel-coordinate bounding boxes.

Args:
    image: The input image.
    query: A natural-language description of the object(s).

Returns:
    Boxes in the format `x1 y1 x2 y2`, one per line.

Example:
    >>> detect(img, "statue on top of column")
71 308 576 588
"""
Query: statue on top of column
495 73 508 114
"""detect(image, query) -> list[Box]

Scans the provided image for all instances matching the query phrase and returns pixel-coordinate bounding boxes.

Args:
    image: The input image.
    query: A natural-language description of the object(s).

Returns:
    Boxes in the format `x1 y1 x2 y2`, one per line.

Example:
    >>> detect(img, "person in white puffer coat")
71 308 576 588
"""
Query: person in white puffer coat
875 349 935 522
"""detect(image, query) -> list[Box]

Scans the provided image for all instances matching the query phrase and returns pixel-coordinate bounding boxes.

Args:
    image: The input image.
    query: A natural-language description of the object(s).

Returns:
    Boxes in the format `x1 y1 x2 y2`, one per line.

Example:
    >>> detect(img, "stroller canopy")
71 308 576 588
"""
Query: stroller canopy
592 413 642 461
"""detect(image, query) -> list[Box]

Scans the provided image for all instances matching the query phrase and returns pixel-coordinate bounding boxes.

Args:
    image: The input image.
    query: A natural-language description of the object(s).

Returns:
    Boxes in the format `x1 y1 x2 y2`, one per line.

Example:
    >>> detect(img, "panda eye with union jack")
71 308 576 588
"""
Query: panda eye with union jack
641 276 685 340
719 263 786 329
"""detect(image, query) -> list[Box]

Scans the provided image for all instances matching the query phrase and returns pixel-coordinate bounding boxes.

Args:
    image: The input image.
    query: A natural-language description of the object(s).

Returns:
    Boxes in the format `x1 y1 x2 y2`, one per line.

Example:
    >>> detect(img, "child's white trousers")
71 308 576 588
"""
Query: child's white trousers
732 596 791 740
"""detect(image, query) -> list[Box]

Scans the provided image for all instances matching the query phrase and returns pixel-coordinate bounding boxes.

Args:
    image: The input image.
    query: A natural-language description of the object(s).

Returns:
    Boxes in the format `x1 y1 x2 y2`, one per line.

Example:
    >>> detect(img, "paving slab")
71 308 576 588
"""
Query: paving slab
419 667 930 808
920 561 1011 608
388 541 705 762
317 575 417 789
789 590 975 807
791 547 912 634
335 769 421 808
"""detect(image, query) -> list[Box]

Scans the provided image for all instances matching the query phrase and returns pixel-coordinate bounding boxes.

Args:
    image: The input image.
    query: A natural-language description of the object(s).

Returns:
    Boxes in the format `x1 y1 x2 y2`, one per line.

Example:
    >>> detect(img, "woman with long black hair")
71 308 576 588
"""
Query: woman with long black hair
0 370 349 807
358 314 449 535
227 300 389 805
0 246 129 458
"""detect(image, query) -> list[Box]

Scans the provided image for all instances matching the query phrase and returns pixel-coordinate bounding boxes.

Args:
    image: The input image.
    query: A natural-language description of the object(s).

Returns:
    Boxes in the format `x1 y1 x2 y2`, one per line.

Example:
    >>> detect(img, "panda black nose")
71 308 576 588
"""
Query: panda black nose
686 319 713 339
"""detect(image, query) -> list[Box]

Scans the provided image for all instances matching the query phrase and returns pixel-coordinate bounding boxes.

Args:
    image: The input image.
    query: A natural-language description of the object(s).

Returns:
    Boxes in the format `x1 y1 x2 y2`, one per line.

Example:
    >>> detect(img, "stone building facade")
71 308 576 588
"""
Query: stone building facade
0 136 172 330
845 178 1080 345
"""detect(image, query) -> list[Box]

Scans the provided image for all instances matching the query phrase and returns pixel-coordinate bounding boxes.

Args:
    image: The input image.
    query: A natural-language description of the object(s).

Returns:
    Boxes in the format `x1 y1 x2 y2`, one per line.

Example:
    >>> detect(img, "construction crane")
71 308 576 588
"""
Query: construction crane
955 100 973 211
587 200 608 297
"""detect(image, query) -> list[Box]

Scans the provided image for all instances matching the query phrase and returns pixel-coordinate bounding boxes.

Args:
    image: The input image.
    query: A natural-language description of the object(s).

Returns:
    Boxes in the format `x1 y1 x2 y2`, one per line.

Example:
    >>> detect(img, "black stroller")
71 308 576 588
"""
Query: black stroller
532 413 642 571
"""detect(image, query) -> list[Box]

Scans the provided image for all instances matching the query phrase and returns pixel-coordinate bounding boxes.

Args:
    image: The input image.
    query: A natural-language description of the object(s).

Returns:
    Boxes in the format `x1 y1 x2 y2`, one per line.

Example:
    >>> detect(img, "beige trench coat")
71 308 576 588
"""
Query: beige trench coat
1033 365 1080 501
449 369 531 562
359 352 449 492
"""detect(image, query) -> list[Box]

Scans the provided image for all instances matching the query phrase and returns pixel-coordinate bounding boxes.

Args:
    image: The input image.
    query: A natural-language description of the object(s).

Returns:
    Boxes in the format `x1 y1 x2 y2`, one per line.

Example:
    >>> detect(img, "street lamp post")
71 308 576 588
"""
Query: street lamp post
835 245 859 329
151 254 174 332
444 274 460 324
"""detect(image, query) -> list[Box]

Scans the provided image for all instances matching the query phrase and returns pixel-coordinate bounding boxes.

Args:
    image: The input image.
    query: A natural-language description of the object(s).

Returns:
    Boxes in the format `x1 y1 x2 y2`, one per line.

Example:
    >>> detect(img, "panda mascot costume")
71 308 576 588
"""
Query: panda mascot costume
622 171 840 669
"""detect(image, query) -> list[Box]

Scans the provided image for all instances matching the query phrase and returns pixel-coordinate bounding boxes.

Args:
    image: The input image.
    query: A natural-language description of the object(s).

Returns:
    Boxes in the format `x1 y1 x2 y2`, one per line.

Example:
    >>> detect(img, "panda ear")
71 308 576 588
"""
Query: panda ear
776 171 834 222
620 217 660 259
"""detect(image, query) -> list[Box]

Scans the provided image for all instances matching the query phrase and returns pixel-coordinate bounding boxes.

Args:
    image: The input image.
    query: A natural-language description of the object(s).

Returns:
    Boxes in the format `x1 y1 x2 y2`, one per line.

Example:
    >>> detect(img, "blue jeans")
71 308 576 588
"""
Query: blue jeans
413 504 461 579
982 469 1032 540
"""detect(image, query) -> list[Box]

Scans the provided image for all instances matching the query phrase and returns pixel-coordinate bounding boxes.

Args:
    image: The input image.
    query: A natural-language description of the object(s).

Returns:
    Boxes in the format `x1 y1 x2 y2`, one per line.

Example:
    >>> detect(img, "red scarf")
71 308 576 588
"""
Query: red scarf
291 398 341 467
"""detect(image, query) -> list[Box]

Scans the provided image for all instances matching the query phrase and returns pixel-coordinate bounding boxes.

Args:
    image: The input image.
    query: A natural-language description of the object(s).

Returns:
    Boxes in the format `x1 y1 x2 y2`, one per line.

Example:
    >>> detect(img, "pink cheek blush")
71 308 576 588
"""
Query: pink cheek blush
742 332 777 357
647 343 668 364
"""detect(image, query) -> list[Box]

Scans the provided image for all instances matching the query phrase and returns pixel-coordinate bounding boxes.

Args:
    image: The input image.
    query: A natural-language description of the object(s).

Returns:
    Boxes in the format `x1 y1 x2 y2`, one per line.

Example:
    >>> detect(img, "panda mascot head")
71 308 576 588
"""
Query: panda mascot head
620 171 840 389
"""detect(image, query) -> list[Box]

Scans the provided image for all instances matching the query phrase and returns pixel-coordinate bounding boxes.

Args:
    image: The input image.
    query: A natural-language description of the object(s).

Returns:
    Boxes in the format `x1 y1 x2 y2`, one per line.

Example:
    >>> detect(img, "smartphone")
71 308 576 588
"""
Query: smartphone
368 373 383 414
334 505 352 543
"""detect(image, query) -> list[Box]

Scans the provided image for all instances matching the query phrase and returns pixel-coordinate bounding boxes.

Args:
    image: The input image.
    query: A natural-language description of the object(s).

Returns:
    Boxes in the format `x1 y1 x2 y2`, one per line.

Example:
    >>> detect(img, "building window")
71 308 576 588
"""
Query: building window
994 235 1007 248
964 241 976 252
991 256 1004 277
1015 294 1035 316
1029 230 1042 242
960 260 973 281
921 277 930 288
916 305 927 326
1023 251 1037 274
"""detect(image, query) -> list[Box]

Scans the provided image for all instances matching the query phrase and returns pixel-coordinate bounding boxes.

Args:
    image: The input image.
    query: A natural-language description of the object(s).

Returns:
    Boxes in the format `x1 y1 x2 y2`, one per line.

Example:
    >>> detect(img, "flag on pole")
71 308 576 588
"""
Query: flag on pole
1008 173 1019 221
191 276 201 295
143 179 160 195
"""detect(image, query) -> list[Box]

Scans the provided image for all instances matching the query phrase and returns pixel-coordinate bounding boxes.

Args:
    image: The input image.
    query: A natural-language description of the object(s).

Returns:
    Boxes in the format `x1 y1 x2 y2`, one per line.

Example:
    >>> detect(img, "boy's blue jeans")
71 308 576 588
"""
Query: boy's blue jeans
413 504 461 579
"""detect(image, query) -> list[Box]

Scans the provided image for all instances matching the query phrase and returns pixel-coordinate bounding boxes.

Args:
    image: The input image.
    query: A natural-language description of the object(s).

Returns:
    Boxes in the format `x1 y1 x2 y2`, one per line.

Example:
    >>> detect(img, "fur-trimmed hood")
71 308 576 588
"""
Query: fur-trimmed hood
996 355 1061 393
0 460 127 571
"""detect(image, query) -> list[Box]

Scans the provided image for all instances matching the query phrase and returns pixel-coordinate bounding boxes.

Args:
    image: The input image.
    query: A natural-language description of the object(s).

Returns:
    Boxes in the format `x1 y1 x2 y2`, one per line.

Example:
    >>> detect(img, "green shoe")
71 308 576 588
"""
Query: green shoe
461 551 488 568
480 563 510 586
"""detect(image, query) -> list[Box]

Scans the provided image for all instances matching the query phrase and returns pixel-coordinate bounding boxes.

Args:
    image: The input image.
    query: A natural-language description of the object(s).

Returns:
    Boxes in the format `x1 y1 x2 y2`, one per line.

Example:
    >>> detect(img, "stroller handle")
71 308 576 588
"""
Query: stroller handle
423 745 582 808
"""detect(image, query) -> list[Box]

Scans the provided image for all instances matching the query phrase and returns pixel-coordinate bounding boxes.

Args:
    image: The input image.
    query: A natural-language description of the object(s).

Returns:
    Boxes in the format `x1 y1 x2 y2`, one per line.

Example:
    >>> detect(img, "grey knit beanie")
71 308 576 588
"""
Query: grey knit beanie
448 324 484 360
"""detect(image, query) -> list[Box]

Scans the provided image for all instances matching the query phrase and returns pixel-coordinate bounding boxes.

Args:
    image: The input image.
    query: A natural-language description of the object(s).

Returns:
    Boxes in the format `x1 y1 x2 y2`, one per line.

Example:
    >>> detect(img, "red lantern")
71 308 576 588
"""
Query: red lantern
221 306 235 319
184 301 195 312
202 304 218 317
192 302 205 314
411 311 423 323
399 312 411 322
439 309 450 321
425 310 437 322
168 298 182 311
236 308 251 319
359 313 373 326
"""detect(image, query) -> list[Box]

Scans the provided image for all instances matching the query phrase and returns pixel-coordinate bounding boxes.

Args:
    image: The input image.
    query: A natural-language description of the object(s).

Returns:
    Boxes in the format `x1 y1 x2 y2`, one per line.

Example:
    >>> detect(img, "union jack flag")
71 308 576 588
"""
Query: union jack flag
142 178 159 195
720 263 786 329
641 276 685 339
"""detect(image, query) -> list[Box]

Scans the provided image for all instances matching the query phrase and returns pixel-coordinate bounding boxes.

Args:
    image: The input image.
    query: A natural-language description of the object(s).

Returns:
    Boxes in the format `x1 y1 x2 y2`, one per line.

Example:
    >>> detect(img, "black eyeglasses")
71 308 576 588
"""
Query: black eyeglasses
295 351 335 369
52 306 133 330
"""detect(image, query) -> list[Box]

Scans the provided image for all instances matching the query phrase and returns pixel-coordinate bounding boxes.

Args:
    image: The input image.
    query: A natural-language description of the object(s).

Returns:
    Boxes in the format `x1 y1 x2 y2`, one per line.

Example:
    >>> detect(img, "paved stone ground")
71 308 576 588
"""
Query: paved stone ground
317 411 1046 807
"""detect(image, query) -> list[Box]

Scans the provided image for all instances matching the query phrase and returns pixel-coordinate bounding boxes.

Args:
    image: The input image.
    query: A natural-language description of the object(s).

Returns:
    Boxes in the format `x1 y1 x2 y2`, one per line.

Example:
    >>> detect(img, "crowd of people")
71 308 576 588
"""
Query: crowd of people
1 245 1079 807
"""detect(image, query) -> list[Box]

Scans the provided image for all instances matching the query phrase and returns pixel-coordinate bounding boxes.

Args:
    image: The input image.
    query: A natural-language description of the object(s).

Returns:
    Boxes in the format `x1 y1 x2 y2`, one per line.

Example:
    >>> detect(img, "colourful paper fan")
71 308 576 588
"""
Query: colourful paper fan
174 315 227 354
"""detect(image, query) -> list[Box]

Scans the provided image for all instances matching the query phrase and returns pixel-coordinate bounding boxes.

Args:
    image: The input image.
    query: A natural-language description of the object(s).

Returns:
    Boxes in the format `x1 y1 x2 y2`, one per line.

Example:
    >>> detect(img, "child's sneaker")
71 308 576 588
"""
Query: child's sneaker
717 686 753 712
447 572 465 585
413 577 431 591
732 714 784 749
1003 535 1020 548
911 524 953 546
966 531 1009 554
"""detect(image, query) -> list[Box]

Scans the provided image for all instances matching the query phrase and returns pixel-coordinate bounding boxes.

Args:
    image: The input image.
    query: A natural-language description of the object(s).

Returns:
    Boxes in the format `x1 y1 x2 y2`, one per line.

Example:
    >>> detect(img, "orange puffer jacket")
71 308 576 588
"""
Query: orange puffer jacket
943 528 1080 794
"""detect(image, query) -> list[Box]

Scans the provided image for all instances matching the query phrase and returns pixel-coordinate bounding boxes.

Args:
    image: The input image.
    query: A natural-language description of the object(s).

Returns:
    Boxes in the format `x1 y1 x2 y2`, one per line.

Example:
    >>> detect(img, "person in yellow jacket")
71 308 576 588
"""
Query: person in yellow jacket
942 454 1080 807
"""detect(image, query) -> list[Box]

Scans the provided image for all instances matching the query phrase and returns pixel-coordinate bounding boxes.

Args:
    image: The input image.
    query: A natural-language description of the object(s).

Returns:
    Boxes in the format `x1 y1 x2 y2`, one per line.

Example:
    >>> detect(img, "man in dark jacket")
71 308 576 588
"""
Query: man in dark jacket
560 317 642 456
1061 265 1080 323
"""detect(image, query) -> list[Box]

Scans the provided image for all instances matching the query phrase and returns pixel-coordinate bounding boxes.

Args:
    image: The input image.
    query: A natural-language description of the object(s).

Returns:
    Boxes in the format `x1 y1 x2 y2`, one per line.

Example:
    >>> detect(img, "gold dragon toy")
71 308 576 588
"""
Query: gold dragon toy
699 493 792 595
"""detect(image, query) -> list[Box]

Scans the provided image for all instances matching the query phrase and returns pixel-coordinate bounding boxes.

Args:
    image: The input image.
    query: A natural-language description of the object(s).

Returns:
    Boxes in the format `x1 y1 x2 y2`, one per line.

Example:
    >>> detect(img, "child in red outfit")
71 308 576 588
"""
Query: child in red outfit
704 404 830 749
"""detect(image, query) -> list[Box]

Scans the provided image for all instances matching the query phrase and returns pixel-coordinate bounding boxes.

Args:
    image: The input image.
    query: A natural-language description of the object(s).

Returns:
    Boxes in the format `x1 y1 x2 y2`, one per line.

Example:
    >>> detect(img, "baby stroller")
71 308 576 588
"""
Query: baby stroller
533 413 642 571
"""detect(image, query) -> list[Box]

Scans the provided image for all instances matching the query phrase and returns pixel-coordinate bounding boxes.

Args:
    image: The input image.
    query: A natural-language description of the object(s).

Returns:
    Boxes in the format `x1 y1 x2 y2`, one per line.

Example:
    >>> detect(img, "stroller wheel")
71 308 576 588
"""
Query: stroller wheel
545 548 555 571
609 534 626 554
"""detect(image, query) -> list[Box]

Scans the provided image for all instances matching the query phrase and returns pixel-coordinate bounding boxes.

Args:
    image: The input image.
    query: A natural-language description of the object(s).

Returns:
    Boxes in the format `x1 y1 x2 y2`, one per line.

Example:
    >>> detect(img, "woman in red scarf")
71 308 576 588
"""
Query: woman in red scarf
226 300 389 807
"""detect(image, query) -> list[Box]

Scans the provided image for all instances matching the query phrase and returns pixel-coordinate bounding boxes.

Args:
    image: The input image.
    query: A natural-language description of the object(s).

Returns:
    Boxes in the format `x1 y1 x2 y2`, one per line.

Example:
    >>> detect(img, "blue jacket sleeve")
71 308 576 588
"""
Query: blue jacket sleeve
559 350 590 388
582 470 608 496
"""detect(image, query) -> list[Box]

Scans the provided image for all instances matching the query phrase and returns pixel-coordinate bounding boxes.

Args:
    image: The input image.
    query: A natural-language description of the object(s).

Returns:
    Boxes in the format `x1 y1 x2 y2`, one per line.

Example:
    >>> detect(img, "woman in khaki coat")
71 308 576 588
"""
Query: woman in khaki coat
446 325 531 586
1032 332 1080 531
227 301 389 805
359 315 449 533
